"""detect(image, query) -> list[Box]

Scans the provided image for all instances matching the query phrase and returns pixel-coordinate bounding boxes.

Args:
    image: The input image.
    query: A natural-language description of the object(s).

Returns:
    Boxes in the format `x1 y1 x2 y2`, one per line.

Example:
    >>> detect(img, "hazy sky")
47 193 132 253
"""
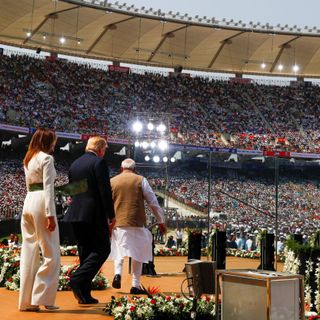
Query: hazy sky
124 0 320 28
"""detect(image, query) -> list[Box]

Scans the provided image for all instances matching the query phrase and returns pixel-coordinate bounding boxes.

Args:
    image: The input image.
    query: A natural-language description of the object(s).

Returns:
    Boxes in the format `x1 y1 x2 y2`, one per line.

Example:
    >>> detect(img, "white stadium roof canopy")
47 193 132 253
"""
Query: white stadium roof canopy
1 0 320 77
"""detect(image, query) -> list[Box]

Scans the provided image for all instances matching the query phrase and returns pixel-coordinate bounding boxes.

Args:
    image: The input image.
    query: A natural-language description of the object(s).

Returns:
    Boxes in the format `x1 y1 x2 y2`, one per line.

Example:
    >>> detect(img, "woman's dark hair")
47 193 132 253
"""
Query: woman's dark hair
23 128 57 168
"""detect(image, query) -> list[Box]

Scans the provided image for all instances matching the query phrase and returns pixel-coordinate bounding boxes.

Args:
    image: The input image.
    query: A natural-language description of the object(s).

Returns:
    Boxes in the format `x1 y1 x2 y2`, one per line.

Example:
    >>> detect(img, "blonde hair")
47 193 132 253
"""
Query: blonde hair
121 158 136 170
85 136 107 153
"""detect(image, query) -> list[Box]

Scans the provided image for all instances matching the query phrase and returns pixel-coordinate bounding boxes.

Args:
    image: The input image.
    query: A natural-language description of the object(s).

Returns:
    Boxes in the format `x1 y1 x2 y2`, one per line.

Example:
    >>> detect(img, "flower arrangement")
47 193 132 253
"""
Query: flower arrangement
58 264 108 291
0 247 20 287
226 248 285 262
155 247 188 256
60 245 78 256
5 269 20 291
284 237 320 314
0 247 109 291
104 294 216 319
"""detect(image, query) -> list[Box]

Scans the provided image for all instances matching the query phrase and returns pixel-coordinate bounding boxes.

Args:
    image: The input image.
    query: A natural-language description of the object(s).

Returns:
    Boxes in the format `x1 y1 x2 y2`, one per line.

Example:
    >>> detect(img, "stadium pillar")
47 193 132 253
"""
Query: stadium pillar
174 65 183 73
297 76 304 82
113 61 120 67
235 72 243 78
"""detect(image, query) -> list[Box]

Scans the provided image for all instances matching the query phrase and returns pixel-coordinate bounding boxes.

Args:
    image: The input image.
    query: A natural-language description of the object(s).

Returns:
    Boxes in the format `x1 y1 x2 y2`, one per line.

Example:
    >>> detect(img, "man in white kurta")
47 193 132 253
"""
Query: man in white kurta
109 158 166 294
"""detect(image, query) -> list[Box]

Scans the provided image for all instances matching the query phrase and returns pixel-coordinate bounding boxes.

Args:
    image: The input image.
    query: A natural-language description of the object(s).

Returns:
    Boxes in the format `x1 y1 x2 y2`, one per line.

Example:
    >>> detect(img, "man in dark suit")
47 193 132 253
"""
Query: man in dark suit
64 136 115 304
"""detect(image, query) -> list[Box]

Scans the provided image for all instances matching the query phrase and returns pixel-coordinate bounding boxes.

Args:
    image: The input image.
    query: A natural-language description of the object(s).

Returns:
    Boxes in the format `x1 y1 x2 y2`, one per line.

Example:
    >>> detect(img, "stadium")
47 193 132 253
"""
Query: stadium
0 0 320 319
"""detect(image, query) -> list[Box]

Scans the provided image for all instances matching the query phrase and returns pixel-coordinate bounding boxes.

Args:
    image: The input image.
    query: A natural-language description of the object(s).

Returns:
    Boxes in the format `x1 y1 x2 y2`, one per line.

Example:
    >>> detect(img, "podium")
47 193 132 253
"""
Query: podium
215 269 304 320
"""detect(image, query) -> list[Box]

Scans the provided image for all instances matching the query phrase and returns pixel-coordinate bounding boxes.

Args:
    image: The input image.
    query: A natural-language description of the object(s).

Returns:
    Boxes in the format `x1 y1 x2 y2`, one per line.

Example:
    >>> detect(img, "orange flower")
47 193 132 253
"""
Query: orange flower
148 286 161 295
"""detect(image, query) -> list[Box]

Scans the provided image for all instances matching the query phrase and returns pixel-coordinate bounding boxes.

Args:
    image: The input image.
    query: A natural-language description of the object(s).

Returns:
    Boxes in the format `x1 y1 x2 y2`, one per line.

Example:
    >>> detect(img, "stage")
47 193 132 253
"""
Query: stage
1 256 284 320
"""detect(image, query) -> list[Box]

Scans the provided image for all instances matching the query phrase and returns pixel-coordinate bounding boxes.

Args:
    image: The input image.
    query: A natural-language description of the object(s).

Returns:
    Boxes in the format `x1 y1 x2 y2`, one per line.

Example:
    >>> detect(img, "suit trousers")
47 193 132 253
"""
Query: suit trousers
71 222 110 296
19 211 60 309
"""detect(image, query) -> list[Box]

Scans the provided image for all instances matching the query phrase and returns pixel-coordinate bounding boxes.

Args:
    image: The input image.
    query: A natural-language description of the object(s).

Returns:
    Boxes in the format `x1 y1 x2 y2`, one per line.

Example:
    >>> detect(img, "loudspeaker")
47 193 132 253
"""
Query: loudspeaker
36 47 41 54
258 233 275 271
185 260 216 297
212 231 226 269
188 232 202 260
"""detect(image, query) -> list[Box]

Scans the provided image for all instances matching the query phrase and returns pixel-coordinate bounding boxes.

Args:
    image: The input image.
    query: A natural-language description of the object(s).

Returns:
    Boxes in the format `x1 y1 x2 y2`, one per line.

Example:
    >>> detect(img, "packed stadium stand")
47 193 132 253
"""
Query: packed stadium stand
1 54 320 153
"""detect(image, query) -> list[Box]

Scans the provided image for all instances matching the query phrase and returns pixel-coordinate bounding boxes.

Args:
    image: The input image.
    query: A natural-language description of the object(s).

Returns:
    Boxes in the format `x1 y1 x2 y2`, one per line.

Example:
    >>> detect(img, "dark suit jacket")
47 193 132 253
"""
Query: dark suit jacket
64 152 115 224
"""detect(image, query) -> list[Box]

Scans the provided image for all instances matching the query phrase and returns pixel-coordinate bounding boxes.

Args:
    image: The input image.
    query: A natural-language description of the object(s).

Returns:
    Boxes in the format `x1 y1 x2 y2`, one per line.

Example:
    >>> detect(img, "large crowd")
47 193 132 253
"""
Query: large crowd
0 159 68 220
1 54 320 152
148 171 320 239
2 156 318 242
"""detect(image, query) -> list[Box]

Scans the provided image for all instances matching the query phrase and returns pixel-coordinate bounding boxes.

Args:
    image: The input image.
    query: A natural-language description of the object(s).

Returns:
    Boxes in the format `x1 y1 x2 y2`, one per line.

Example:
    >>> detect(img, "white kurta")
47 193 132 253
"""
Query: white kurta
109 177 165 263
19 151 60 310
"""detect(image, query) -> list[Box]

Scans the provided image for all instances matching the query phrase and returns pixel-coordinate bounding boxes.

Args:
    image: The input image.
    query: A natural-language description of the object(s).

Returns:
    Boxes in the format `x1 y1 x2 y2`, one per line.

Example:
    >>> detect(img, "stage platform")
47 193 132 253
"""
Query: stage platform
2 256 284 320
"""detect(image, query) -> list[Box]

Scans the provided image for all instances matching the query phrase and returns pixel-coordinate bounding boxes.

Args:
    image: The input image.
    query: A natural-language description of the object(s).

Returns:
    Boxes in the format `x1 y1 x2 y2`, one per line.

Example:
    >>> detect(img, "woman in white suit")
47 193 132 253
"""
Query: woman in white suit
19 128 60 311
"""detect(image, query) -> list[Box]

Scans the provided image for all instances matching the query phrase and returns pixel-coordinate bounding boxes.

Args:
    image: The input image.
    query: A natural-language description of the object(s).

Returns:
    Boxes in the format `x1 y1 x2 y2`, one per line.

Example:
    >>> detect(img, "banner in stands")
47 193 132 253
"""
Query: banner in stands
291 152 320 159
263 150 291 157
212 147 237 153
0 123 320 159
108 137 129 145
108 65 130 73
237 149 263 156
0 123 29 134
171 144 209 152
56 131 81 140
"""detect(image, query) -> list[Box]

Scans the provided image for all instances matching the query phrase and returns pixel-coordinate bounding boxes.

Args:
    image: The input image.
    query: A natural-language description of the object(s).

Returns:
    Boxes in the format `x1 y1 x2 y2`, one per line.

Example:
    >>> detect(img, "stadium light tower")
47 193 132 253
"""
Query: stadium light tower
129 111 172 214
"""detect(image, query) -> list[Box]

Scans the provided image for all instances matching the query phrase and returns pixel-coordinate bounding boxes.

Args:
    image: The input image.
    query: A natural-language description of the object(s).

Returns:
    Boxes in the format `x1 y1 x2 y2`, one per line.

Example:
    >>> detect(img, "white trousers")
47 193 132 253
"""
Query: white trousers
19 206 60 309
114 259 142 288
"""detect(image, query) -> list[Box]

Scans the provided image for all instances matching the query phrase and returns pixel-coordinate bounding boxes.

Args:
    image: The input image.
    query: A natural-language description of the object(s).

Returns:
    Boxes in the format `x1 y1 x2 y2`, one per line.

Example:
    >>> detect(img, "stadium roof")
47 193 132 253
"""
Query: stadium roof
1 0 320 77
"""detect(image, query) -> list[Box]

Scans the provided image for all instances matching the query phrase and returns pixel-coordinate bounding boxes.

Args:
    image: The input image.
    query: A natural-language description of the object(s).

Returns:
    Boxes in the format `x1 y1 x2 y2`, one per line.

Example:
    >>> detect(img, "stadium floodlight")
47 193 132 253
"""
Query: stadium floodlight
150 141 156 149
42 33 47 40
145 155 150 162
147 122 154 130
277 64 284 71
158 140 168 151
134 140 140 147
77 39 81 45
170 157 176 163
163 156 168 163
141 141 149 149
153 155 160 163
293 65 299 72
26 31 32 37
156 123 166 133
59 36 66 44
261 63 266 69
132 120 143 133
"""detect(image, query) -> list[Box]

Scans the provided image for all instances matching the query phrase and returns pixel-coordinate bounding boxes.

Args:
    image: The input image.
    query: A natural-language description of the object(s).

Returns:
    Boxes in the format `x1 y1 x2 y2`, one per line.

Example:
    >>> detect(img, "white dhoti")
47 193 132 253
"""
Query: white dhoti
109 227 153 263
109 227 153 288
